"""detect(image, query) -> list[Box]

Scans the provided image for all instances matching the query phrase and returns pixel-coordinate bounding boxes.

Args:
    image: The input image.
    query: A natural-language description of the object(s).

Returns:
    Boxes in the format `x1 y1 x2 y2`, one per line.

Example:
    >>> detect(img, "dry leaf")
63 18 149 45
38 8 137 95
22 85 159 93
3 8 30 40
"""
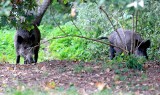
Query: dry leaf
143 64 150 69
106 68 110 72
45 81 56 89
106 84 111 89
115 81 121 84
89 82 94 86
95 82 106 91
41 66 47 71
16 86 25 91
7 67 14 70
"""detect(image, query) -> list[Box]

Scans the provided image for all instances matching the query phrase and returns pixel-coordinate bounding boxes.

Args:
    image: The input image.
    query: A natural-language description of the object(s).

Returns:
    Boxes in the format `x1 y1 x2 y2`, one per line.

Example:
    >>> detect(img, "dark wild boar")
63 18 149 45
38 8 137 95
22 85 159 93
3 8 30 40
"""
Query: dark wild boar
100 28 150 59
14 25 41 64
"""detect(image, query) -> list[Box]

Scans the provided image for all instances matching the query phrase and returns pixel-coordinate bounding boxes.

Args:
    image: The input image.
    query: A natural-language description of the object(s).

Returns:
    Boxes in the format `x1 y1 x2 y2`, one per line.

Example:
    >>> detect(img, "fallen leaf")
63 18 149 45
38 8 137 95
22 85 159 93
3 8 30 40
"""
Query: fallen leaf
106 68 110 72
41 66 47 71
115 81 121 84
95 82 106 91
16 86 25 91
106 84 111 89
7 67 14 71
89 82 94 86
45 81 56 89
143 64 150 70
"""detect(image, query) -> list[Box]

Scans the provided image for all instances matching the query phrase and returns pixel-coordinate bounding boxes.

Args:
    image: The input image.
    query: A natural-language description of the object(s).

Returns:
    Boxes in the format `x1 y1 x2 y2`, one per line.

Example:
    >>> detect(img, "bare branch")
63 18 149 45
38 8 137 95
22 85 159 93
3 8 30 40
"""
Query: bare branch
32 34 128 53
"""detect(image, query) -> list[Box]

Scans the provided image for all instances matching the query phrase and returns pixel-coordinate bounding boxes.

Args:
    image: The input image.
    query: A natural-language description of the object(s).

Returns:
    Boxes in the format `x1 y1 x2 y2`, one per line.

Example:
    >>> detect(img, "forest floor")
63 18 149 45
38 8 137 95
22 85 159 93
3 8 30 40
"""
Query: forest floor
0 60 159 95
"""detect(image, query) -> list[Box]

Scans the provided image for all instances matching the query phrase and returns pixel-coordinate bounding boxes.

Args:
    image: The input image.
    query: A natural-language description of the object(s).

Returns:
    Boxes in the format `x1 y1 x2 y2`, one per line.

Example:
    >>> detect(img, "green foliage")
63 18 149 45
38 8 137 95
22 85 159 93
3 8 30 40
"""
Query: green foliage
0 0 11 16
65 86 79 95
73 61 93 73
39 24 108 62
110 54 146 70
0 0 12 28
93 89 112 95
48 25 91 61
0 0 37 28
75 3 113 36
41 1 71 25
0 28 15 63
125 55 146 70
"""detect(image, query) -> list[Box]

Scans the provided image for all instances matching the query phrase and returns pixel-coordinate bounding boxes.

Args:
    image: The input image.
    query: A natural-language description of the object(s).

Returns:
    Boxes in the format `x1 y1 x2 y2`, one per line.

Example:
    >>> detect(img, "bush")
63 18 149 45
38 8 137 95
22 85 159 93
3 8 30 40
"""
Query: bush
44 25 98 61
125 55 146 70
38 24 110 62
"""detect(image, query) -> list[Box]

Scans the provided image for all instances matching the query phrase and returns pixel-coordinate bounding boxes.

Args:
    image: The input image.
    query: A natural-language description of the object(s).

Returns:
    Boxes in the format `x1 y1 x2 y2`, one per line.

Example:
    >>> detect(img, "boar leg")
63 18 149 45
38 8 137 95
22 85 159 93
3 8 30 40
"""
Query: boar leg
24 60 27 64
34 46 39 64
109 45 115 59
16 55 20 64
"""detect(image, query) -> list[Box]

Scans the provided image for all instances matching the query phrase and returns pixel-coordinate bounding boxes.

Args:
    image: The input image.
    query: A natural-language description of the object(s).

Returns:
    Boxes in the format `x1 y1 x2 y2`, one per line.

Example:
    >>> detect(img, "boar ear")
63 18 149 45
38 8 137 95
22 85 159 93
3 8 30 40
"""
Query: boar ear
139 40 151 49
17 36 23 44
30 34 35 41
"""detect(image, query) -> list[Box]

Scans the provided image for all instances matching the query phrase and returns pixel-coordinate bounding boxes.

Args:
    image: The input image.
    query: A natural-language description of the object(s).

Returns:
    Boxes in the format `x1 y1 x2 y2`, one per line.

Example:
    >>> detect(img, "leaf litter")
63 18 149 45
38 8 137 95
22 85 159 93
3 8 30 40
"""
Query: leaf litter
0 60 159 95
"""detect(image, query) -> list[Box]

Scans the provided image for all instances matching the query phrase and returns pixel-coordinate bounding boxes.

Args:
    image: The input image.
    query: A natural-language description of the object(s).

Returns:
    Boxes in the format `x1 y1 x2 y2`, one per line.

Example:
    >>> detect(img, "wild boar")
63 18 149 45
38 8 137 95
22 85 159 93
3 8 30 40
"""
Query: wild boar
100 28 150 59
14 25 41 64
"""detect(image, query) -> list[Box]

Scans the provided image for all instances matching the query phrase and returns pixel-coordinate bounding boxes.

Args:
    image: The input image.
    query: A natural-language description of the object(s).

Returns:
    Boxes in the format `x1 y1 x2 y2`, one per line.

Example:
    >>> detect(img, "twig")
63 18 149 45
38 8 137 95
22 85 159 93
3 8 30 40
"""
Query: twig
52 17 68 36
71 18 83 35
131 12 135 53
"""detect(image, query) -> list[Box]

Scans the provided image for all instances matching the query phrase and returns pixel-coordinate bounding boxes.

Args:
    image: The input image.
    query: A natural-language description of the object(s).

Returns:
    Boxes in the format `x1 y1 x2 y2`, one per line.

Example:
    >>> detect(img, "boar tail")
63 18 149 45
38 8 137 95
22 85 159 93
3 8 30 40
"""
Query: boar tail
98 37 108 40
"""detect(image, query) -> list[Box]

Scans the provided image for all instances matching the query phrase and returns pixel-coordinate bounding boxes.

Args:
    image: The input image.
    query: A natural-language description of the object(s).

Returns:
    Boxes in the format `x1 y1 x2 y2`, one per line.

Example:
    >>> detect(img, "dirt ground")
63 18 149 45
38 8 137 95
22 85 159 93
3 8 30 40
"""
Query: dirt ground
0 60 159 95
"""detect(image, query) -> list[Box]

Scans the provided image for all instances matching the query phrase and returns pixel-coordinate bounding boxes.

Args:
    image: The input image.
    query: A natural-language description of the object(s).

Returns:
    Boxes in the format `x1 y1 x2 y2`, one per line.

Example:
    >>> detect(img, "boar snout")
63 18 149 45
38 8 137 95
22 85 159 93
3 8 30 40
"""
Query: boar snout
134 40 151 59
24 54 35 64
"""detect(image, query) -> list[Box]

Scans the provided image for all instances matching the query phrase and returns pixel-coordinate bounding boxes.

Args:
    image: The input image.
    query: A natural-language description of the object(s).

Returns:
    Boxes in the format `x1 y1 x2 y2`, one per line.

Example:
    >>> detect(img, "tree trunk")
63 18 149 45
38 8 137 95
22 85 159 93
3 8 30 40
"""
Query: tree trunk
33 0 53 26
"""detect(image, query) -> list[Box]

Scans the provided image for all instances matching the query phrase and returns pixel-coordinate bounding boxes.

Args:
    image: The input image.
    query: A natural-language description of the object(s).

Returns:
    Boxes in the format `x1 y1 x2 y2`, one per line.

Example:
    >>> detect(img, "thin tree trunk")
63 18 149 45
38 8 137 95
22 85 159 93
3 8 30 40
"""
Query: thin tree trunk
34 0 53 26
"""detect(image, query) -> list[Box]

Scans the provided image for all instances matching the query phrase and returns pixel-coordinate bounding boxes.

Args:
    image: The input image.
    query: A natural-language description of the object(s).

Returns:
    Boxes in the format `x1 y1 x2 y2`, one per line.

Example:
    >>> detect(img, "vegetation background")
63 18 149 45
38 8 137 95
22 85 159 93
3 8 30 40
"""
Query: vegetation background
0 0 159 94
0 0 159 64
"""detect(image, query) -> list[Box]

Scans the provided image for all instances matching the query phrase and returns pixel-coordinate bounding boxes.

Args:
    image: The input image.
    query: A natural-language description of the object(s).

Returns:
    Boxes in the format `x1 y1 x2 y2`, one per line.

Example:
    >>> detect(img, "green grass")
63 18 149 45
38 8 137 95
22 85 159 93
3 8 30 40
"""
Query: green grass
5 86 80 95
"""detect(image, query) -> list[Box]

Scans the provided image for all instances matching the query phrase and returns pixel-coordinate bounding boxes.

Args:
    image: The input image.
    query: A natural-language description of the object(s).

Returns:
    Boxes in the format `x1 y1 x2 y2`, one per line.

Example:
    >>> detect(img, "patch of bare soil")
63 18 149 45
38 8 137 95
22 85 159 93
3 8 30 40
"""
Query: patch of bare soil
0 60 159 95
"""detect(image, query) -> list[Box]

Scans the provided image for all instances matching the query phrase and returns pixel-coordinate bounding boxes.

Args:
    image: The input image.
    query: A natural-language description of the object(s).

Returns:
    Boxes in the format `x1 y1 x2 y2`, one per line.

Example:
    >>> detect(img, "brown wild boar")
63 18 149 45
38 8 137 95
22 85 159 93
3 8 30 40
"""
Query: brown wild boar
14 25 41 64
100 28 150 59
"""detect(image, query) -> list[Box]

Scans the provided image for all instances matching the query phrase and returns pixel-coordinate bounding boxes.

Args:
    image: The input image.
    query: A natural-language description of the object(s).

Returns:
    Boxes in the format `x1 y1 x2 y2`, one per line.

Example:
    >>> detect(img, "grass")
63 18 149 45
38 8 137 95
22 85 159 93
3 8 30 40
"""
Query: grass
6 84 136 95
5 85 80 95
